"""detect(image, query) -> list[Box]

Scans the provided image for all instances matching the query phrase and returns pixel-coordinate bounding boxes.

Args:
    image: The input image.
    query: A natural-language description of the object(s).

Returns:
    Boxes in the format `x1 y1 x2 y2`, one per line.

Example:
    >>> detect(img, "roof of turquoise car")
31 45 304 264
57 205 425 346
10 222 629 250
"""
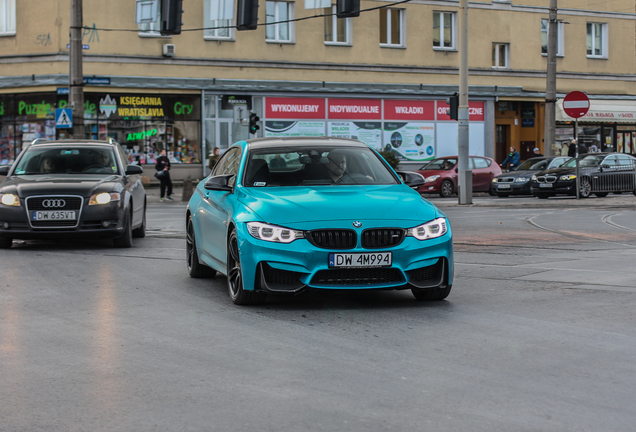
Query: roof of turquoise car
245 136 367 150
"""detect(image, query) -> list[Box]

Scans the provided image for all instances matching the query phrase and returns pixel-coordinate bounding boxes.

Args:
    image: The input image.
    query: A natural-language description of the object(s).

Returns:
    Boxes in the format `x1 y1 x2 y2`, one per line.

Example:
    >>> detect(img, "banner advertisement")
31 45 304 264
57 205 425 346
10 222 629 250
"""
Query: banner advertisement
265 97 325 119
383 122 435 161
328 121 382 150
328 99 382 120
264 120 326 137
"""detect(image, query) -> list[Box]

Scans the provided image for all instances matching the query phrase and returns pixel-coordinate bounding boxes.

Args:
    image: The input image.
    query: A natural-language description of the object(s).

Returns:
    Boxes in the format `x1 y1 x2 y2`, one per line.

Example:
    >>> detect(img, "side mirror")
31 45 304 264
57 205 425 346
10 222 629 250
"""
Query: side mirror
204 174 234 192
125 165 143 175
396 171 425 189
0 166 10 176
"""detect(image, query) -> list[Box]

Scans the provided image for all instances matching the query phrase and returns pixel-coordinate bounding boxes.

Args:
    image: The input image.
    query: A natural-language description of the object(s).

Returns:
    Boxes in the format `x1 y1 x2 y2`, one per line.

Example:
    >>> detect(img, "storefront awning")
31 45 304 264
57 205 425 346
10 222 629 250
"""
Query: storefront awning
556 99 636 123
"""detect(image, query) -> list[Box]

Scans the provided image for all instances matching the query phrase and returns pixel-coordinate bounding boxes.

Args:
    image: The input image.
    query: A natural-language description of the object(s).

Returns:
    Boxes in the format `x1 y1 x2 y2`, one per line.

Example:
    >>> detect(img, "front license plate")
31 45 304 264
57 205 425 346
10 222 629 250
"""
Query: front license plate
329 252 392 268
497 184 511 189
539 183 553 188
32 211 76 221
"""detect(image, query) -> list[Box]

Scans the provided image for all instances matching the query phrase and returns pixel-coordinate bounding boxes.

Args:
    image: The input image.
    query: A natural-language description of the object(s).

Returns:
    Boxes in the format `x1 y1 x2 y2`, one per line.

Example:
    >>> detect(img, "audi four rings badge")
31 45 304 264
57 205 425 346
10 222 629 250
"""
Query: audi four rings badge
42 199 66 208
352 221 362 228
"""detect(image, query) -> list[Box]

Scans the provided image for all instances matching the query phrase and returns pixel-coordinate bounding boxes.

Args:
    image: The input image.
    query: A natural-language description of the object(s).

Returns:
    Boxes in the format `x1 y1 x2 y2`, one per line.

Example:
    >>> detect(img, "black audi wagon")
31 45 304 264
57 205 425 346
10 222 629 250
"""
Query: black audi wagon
0 139 146 248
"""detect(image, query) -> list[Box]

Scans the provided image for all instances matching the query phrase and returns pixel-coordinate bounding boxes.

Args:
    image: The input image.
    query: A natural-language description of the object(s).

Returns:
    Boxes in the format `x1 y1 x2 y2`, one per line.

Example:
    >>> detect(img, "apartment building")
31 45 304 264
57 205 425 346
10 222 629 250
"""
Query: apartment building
1 0 635 178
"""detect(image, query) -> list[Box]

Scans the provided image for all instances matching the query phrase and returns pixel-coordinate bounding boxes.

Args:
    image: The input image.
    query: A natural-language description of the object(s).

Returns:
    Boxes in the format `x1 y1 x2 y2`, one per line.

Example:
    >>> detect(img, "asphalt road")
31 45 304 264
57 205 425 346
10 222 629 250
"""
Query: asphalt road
1 197 635 432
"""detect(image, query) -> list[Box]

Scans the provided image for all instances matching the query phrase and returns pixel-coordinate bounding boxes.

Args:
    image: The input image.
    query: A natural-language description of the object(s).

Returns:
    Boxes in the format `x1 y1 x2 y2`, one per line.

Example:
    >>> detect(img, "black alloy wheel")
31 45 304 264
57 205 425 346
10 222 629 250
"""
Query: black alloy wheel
227 230 266 305
412 285 452 301
579 177 592 198
439 180 454 198
113 210 133 248
132 201 146 238
186 216 216 278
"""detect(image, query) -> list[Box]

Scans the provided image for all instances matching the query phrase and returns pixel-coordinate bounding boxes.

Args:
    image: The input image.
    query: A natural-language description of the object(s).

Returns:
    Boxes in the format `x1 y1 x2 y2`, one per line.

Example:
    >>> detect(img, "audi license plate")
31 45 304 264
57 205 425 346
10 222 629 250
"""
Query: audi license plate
329 252 392 268
539 183 553 188
497 184 511 189
32 211 76 221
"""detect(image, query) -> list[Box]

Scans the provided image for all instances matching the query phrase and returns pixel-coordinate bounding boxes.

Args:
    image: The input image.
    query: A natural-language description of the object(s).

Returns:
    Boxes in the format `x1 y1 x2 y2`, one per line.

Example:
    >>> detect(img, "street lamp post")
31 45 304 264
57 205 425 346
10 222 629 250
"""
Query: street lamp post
457 0 472 204
69 0 84 138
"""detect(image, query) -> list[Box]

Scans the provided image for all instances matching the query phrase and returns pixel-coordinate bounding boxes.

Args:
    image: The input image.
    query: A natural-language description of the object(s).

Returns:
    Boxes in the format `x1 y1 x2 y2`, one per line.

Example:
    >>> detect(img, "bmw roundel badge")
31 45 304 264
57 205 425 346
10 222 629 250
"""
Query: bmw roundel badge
352 221 362 228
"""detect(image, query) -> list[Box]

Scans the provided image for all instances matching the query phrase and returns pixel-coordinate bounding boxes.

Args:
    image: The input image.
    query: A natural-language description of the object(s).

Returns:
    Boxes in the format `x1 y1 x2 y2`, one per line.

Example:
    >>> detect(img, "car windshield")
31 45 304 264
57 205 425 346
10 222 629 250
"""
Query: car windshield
12 146 119 175
562 155 605 168
243 146 399 187
420 158 457 170
514 158 551 171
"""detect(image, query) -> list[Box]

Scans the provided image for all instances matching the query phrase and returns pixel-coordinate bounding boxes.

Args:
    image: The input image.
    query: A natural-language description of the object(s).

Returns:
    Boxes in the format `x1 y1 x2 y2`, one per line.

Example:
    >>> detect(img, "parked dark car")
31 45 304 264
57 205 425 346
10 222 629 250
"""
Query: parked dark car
530 153 636 199
0 139 146 248
415 156 502 197
491 156 570 197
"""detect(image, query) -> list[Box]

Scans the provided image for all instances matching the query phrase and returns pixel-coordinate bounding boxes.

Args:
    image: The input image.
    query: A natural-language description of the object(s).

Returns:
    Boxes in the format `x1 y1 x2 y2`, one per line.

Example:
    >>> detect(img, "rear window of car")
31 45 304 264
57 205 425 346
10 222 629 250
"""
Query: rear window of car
12 146 119 175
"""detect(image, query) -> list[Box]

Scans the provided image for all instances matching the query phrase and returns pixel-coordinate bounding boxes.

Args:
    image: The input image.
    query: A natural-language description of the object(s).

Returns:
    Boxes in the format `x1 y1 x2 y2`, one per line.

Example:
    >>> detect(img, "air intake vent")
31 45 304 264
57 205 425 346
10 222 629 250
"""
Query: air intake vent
306 229 356 249
361 228 405 249
163 44 176 56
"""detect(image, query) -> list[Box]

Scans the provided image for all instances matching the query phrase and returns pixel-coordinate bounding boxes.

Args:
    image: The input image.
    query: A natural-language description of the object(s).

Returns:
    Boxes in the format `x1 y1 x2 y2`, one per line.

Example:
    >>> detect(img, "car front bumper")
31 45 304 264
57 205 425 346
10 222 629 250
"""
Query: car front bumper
531 180 576 195
234 222 454 293
493 182 532 195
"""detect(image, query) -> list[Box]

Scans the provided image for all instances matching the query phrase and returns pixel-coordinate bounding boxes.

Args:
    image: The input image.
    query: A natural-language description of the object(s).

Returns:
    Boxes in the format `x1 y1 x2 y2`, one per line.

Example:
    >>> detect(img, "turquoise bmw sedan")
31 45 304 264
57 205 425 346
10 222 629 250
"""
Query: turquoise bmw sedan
186 137 453 305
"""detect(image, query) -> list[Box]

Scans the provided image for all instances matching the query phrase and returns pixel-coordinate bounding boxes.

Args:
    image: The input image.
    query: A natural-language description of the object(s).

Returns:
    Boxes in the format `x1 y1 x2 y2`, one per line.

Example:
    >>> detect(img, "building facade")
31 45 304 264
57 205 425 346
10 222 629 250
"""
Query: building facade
1 0 635 178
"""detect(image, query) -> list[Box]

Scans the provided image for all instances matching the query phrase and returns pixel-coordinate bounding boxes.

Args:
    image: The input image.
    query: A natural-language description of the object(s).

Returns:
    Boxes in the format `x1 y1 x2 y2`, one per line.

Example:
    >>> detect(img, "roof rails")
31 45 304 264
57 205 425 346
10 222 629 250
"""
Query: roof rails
24 138 48 150
108 137 120 146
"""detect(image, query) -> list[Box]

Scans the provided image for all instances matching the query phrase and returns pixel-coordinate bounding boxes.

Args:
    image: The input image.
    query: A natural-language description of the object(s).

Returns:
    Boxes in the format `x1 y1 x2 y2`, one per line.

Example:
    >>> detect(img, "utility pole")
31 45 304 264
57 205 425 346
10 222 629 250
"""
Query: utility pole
69 0 84 138
457 0 471 204
544 0 558 155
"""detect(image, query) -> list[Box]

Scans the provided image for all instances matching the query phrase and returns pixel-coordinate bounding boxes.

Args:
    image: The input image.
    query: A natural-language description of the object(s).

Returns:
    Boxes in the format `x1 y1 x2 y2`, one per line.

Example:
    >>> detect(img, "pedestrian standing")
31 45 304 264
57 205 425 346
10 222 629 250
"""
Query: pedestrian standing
208 147 220 171
568 139 577 157
155 149 173 202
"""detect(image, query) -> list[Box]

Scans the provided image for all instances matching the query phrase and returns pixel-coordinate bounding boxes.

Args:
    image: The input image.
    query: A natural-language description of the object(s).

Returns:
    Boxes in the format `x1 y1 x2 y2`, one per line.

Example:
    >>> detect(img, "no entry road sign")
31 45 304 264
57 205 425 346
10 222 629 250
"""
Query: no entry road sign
563 91 590 118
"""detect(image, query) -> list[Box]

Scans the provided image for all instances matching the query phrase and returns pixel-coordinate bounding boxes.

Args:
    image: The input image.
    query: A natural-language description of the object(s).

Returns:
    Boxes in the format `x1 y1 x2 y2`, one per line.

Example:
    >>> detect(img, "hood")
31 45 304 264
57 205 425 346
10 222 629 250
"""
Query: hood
1 174 120 197
236 184 439 226
495 169 540 179
535 166 576 176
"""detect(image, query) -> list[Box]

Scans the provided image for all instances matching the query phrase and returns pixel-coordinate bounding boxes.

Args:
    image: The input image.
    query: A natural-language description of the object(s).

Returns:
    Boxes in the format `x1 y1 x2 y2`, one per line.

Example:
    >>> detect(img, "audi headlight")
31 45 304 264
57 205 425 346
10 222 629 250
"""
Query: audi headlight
424 175 440 183
247 222 304 244
560 174 576 181
0 194 20 207
406 217 448 240
492 178 498 183
89 192 121 205
515 177 529 183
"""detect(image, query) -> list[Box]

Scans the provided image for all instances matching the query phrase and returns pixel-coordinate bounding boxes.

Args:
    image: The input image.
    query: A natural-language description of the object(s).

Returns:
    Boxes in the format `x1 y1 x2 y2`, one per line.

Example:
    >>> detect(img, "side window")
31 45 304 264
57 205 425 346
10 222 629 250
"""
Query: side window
473 158 489 169
550 158 565 168
617 155 634 166
603 155 619 166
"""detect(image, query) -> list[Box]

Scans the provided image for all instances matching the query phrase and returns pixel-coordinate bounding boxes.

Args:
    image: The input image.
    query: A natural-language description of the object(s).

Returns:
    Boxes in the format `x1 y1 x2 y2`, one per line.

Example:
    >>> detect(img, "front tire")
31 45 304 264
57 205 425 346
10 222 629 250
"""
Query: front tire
579 178 592 198
186 216 216 278
132 201 146 238
412 285 452 301
0 237 12 249
227 230 266 305
113 211 133 248
439 180 454 198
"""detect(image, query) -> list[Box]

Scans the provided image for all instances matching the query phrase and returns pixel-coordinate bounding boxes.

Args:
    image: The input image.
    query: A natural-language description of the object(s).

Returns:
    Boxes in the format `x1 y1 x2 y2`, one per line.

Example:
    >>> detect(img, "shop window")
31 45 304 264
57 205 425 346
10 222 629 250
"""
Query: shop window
324 5 351 45
492 43 509 69
379 8 404 47
433 12 455 50
587 22 608 58
0 0 16 35
204 0 234 40
541 19 564 57
266 1 294 43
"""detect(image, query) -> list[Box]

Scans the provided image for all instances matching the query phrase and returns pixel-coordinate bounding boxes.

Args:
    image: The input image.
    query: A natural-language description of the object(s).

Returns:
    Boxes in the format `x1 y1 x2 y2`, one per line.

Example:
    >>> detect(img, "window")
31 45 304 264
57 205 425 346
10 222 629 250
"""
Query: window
266 1 294 43
204 0 234 40
324 5 351 45
492 43 509 69
541 19 564 57
379 8 404 47
138 3 162 36
0 0 16 35
433 12 455 50
587 22 607 58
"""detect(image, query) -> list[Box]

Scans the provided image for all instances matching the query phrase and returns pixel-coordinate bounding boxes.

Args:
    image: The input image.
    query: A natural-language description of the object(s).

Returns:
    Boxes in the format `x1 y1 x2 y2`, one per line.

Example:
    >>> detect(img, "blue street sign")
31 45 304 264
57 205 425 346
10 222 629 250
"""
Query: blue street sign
55 108 73 129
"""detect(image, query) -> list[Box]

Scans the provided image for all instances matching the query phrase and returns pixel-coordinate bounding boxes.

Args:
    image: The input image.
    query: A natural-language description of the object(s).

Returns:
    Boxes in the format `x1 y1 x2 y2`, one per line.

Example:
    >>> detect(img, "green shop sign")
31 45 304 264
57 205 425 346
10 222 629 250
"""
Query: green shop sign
17 100 54 118
127 129 158 141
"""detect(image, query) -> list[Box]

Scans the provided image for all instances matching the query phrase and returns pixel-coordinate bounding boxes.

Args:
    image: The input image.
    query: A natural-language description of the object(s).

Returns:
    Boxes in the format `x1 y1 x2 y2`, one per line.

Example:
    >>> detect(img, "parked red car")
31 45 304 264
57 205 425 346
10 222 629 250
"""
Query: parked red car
414 156 502 197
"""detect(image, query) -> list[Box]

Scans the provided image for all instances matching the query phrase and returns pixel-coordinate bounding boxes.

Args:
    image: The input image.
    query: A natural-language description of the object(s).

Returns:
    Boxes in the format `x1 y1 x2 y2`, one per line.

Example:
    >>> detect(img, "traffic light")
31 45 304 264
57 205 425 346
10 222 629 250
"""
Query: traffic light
336 0 360 18
249 113 260 134
160 0 183 35
237 0 259 31
447 92 459 120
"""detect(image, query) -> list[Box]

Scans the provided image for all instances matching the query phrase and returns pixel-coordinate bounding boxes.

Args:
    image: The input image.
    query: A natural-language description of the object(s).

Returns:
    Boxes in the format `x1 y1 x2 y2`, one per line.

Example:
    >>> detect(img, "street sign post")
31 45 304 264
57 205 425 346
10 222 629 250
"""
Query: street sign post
563 91 590 199
55 108 73 129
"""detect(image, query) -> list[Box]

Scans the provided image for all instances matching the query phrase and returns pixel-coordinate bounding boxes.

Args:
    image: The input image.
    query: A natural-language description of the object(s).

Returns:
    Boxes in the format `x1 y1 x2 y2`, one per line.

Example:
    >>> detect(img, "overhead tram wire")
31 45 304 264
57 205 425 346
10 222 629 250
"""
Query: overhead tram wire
74 0 413 33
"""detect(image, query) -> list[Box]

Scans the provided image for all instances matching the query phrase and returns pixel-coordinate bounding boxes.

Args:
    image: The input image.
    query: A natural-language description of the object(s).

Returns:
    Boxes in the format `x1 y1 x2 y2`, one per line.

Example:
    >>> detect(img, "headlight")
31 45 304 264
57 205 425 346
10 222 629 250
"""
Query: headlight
406 217 448 240
424 175 440 183
515 177 529 183
0 194 20 207
560 174 576 181
89 192 121 205
247 222 304 244
492 178 498 183
531 175 537 181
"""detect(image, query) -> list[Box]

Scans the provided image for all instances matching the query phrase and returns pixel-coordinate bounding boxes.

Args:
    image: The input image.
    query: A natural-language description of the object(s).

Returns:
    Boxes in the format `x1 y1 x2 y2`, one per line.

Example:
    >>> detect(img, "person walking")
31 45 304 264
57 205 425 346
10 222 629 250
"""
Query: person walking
568 139 577 157
155 149 173 202
500 146 521 171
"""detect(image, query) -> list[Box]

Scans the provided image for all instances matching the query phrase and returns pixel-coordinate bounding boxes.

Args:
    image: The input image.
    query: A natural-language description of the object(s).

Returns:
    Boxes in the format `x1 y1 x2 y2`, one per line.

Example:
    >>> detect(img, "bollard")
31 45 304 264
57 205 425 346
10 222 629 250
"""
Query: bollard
182 176 194 202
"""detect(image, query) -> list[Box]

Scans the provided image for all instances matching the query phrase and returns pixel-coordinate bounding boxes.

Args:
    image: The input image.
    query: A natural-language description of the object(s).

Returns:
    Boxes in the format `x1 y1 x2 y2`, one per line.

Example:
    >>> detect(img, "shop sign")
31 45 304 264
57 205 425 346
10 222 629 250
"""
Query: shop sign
328 99 382 120
58 99 98 115
384 100 435 121
582 111 636 120
522 118 534 127
127 129 157 141
436 101 485 121
383 122 435 161
16 98 55 119
222 95 252 110
0 102 4 116
265 97 325 119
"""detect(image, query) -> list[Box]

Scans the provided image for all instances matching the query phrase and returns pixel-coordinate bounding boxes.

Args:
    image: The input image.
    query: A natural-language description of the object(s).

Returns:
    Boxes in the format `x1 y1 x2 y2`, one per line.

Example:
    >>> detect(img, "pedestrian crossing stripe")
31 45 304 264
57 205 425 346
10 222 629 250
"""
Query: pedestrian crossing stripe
55 108 73 129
